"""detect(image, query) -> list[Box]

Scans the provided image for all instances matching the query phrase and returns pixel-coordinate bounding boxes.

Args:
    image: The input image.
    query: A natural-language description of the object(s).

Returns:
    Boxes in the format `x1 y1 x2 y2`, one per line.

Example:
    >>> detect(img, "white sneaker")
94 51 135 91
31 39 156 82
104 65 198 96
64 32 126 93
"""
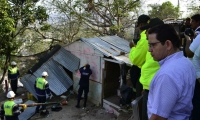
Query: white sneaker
82 107 86 110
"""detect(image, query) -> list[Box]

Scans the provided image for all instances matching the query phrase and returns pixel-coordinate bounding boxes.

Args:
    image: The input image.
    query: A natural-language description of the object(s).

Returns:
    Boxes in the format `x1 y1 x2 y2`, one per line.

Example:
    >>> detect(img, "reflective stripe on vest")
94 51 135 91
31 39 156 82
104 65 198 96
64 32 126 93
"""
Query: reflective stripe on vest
36 78 48 90
8 67 18 74
4 101 15 116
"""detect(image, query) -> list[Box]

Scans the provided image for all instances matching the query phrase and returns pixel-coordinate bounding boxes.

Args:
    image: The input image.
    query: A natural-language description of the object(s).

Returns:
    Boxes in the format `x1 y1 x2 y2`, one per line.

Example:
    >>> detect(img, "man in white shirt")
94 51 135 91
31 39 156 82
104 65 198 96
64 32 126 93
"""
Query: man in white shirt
185 14 200 120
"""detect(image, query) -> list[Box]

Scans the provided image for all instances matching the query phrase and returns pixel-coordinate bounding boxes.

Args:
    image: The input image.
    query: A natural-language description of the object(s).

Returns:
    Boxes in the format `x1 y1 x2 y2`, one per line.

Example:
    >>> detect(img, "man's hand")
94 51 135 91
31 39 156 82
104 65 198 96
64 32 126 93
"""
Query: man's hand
184 33 191 41
129 41 135 48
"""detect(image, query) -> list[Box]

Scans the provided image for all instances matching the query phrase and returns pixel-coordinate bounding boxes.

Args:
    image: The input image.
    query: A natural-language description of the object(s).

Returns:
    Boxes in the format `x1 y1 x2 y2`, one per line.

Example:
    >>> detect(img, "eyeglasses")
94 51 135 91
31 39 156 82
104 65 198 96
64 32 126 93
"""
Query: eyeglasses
148 41 161 48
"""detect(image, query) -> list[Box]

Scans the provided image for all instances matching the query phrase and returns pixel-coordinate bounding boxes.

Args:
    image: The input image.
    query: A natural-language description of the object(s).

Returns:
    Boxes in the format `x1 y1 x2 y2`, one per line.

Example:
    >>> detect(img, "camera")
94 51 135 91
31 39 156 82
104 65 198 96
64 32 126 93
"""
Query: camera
180 28 194 39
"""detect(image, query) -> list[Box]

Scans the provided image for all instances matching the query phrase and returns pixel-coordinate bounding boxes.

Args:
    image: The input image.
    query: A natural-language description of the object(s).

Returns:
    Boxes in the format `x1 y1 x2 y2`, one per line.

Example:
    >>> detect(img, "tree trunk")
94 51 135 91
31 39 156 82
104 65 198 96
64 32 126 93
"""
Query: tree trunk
0 54 10 84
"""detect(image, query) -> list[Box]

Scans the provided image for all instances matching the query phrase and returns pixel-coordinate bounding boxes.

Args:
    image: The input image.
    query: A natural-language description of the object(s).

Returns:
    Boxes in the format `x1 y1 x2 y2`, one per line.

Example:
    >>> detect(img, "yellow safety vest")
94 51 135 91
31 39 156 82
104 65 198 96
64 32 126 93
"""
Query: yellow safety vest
36 78 48 90
4 101 15 116
8 67 18 74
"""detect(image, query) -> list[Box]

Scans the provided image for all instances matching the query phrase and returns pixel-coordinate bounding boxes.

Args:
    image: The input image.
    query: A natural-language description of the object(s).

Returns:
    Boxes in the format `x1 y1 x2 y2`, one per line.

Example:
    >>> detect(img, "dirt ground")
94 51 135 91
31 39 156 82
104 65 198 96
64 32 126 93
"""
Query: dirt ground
0 87 132 120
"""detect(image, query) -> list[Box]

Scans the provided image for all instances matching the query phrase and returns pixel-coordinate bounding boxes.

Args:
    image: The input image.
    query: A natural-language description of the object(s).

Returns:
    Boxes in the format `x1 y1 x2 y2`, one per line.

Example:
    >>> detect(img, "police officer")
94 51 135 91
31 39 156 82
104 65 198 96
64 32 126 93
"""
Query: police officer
0 91 26 120
34 71 52 114
8 61 20 95
75 64 92 109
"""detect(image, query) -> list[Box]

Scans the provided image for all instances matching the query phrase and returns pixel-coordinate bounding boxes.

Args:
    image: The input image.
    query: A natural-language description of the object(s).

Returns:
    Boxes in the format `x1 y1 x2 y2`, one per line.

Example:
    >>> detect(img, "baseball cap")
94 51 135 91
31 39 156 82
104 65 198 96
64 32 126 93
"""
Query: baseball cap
140 18 164 30
137 14 150 24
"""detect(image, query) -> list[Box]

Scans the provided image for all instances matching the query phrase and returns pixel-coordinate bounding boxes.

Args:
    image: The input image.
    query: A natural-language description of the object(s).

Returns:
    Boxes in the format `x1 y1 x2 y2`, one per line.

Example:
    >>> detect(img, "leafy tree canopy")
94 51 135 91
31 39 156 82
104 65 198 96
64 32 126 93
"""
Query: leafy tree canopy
148 1 179 20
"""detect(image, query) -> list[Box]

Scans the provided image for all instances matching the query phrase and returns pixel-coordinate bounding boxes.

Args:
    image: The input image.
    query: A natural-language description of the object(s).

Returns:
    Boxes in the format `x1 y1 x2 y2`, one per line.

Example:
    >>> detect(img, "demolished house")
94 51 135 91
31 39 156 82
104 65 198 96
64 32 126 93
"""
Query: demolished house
64 36 132 115
20 35 133 117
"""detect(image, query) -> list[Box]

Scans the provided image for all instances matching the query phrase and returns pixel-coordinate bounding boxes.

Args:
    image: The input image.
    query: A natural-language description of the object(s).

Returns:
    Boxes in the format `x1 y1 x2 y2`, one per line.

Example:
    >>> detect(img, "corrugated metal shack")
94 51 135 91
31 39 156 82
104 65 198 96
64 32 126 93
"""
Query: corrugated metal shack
21 45 80 99
65 35 131 111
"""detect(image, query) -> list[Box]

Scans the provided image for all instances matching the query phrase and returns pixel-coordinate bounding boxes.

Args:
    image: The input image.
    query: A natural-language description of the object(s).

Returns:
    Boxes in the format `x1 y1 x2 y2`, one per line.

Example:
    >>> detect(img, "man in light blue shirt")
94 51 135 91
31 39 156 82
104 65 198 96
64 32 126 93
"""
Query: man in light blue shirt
147 24 196 120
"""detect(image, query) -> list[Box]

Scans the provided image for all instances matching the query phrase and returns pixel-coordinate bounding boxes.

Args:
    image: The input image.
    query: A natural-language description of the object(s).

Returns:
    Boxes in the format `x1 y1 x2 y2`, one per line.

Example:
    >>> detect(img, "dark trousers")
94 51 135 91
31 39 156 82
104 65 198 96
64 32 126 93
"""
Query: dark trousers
191 80 200 120
36 96 47 112
142 90 149 120
130 65 143 118
77 85 89 107
5 116 19 120
130 65 141 88
11 79 18 94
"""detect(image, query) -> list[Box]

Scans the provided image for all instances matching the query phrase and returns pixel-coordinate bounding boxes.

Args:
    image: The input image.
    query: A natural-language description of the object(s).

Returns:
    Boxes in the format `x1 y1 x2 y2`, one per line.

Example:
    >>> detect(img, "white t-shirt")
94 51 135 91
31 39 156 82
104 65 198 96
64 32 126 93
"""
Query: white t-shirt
189 26 200 52
189 26 200 79
193 46 200 78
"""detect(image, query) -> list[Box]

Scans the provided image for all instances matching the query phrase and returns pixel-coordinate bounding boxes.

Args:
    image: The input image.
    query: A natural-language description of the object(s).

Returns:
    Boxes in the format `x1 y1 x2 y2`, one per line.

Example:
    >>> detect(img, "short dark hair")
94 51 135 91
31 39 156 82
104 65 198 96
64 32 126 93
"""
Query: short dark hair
186 17 191 21
191 14 200 22
148 24 181 48
86 64 90 69
137 14 150 24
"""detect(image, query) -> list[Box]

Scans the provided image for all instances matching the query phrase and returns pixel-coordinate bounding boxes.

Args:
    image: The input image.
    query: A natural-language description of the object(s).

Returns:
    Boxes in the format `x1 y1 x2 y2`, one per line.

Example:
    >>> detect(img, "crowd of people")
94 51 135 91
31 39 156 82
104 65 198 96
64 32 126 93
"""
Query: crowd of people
128 14 200 120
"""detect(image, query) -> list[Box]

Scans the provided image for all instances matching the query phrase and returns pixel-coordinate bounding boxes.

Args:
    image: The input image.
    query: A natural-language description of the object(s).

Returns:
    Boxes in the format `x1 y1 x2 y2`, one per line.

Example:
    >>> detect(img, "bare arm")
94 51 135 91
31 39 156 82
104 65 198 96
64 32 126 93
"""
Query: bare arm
185 40 194 58
150 114 167 120
184 34 194 58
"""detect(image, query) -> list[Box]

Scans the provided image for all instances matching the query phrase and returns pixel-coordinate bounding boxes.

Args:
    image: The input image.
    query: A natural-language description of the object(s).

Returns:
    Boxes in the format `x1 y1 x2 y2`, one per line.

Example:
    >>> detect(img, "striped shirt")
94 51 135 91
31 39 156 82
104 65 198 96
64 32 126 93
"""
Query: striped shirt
147 51 196 120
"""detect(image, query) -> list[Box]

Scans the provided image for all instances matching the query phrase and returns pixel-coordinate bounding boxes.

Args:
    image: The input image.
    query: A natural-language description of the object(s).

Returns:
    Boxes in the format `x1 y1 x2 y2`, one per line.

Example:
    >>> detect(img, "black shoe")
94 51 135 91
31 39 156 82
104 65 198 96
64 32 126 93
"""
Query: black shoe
75 105 80 108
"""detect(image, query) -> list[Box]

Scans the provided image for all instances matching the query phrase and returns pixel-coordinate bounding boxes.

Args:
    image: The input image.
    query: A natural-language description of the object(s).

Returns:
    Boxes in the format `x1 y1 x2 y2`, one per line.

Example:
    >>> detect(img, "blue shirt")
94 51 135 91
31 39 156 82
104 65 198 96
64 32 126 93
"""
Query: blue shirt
147 51 196 120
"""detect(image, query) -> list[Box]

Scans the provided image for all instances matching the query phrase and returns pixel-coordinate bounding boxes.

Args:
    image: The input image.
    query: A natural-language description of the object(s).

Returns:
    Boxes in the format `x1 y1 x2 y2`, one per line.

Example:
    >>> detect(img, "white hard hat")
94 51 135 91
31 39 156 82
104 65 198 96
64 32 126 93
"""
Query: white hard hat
7 91 16 98
11 61 17 65
42 71 48 76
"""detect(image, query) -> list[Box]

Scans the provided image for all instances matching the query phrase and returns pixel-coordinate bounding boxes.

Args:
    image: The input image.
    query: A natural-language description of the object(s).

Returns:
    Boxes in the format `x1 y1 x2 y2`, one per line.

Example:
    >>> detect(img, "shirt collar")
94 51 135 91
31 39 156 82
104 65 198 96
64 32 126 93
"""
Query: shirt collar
159 51 183 66
195 26 200 32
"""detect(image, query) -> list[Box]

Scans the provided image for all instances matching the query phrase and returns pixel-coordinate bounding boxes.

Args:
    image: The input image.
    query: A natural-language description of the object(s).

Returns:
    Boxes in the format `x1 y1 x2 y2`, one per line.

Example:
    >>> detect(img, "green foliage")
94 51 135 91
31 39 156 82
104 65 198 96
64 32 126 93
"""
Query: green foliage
148 1 179 19
40 24 51 31
35 6 49 23
0 0 15 54
0 0 50 83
